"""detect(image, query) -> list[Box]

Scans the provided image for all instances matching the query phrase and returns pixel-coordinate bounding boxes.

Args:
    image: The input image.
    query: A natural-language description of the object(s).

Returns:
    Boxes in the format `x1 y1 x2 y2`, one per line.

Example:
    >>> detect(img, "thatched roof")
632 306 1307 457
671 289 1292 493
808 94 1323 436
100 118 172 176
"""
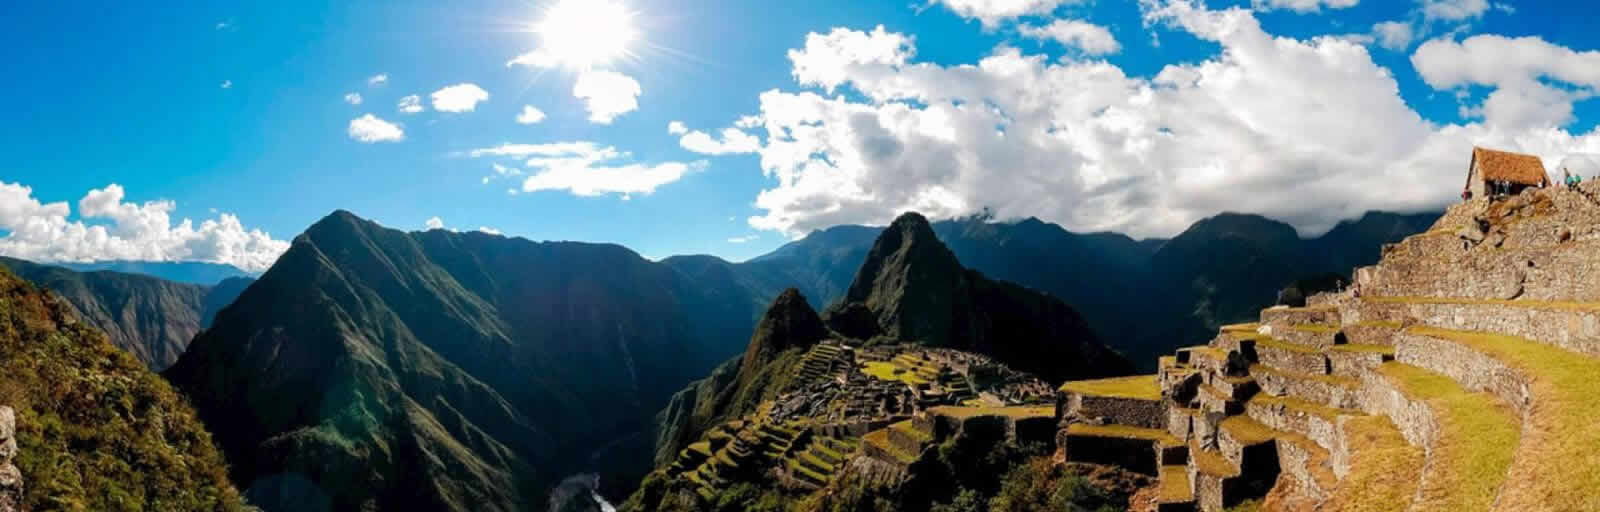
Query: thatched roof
1472 147 1549 186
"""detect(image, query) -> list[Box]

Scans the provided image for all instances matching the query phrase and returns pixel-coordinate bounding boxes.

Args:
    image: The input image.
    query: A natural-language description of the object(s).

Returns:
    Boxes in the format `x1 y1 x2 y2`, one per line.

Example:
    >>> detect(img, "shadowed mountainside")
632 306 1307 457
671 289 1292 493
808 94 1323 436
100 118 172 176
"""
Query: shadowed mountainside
163 210 762 512
56 260 255 285
0 257 250 371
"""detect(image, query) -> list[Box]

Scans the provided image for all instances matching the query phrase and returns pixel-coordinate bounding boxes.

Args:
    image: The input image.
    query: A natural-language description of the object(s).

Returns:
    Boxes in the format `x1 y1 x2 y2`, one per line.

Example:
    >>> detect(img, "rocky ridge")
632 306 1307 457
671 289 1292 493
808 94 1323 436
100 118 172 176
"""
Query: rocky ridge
1054 184 1600 511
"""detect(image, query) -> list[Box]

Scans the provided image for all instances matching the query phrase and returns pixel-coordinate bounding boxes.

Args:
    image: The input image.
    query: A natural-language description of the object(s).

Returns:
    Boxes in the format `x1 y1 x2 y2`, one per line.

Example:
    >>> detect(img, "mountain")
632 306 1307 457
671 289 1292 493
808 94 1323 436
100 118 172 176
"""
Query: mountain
646 212 1131 472
57 260 255 285
163 211 764 512
0 265 245 510
0 257 251 371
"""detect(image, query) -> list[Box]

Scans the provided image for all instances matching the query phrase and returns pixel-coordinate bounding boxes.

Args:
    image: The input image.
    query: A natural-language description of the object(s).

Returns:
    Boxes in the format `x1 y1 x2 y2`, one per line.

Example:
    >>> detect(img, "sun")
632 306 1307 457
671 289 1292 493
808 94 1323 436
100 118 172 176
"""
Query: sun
534 0 637 70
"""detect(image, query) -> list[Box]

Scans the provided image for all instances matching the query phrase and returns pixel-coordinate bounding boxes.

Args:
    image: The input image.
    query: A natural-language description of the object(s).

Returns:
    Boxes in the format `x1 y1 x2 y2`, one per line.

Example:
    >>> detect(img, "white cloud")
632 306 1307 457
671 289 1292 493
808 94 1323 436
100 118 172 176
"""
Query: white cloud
467 142 704 197
344 92 363 105
516 105 547 125
687 1 1600 241
1018 20 1121 55
1250 0 1358 12
477 227 502 235
220 80 233 89
933 0 1080 27
789 26 913 93
1421 0 1489 21
727 234 759 244
0 183 288 272
398 94 424 114
1413 35 1600 130
680 128 762 155
368 73 389 86
1372 21 1414 51
668 121 688 135
573 71 641 124
215 21 231 30
348 114 405 143
431 83 490 113
425 216 445 230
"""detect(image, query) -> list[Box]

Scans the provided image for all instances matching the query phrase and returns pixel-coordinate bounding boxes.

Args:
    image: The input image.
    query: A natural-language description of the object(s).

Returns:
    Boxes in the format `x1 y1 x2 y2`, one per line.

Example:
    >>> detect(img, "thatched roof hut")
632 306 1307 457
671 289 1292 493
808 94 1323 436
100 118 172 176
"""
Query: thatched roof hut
1466 147 1549 197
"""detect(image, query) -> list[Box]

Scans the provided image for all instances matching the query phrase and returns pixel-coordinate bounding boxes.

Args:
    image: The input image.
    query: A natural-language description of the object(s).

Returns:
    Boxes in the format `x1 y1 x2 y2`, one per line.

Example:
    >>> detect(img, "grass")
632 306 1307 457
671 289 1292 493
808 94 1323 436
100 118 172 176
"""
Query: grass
1191 446 1238 477
1374 363 1519 511
1328 344 1395 356
1158 465 1193 503
861 361 930 385
1057 374 1161 400
1293 324 1339 334
863 429 919 464
1066 423 1180 446
1219 416 1278 445
1251 335 1322 354
891 420 932 442
1249 364 1359 389
688 441 712 458
1322 415 1424 512
1221 322 1261 332
930 405 1054 420
1406 326 1600 511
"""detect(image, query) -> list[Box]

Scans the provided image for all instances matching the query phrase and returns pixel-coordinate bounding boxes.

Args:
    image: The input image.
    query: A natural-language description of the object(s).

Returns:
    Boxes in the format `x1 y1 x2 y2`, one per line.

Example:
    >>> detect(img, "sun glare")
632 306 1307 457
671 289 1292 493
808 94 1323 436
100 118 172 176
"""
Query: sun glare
535 0 637 70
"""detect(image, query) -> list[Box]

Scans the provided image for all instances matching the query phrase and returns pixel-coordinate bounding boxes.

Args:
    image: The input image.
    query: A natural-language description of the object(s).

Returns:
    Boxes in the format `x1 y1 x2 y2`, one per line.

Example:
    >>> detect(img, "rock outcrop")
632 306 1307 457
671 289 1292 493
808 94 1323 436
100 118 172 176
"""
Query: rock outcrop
0 407 18 512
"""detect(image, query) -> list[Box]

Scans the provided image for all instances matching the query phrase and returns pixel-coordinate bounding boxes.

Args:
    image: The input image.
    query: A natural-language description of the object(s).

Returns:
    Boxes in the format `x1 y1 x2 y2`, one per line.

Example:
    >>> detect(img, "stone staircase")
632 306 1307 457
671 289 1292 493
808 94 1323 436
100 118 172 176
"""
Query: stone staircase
1057 188 1600 511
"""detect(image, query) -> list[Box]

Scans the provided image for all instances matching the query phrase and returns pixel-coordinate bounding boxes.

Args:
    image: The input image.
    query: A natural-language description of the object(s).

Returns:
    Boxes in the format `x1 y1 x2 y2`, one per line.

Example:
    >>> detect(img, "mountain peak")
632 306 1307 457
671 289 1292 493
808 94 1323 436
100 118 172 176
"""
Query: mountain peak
740 288 826 377
832 211 965 343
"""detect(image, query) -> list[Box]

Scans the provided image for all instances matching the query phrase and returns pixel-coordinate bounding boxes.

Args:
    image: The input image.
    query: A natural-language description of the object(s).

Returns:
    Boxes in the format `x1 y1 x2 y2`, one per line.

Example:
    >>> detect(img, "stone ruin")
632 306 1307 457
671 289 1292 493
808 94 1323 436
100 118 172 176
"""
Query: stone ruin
1054 185 1600 511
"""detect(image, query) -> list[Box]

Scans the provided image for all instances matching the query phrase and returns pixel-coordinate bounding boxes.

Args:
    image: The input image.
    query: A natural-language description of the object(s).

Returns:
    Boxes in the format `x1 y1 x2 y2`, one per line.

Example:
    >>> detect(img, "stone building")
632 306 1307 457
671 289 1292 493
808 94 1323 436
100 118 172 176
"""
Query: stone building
1465 146 1549 198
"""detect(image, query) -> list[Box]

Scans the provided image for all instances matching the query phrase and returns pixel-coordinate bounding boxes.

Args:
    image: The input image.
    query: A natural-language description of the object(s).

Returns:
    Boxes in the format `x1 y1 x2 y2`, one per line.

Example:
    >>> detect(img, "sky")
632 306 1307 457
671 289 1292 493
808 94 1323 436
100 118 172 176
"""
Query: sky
2 0 1600 271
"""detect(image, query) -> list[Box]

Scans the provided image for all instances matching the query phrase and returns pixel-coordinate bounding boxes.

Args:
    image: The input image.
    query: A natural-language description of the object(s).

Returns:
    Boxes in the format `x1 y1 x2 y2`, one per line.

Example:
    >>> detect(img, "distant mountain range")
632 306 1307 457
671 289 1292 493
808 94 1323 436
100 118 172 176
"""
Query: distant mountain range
0 257 252 371
55 260 255 285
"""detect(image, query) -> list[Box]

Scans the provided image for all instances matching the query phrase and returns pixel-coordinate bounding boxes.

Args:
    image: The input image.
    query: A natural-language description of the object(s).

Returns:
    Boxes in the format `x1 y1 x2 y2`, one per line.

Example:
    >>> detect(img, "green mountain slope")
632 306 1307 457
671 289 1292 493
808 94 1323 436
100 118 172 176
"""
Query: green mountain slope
0 265 244 511
0 257 250 371
164 210 760 511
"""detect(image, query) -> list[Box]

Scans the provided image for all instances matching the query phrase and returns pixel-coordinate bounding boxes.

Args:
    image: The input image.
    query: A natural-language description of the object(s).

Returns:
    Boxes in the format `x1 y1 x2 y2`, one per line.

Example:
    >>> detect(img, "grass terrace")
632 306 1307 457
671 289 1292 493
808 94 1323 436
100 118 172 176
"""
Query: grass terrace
930 405 1055 421
861 361 930 385
1221 322 1261 333
1219 416 1277 445
1057 374 1161 400
1250 335 1322 354
1374 363 1518 511
1322 415 1424 512
1328 344 1395 356
1406 326 1600 510
1248 364 1358 389
863 430 919 464
1066 423 1180 446
1158 465 1193 503
1191 445 1239 477
1292 324 1339 334
1365 296 1600 313
1246 394 1354 421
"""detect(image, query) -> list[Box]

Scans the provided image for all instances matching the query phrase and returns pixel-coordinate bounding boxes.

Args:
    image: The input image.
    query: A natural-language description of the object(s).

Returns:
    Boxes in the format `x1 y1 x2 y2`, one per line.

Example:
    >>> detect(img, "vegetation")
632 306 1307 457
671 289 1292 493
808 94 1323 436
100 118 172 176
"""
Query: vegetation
986 458 1122 512
1065 424 1179 446
0 266 245 511
1374 363 1518 510
1057 375 1160 400
862 361 930 385
1409 326 1600 510
1322 415 1423 511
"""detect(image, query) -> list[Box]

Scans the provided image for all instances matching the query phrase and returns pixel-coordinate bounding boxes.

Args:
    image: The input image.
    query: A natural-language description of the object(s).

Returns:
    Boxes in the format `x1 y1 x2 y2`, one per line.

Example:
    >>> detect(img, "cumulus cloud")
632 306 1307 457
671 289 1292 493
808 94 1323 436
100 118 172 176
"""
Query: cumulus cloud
368 73 389 86
1413 35 1600 130
431 83 490 113
477 227 502 235
348 114 404 143
0 183 288 272
685 0 1600 241
933 0 1080 27
1421 0 1489 21
680 128 762 155
344 92 363 105
516 105 547 125
1372 21 1414 51
467 142 704 197
398 94 424 114
1250 0 1358 12
573 71 641 124
425 216 445 230
1018 20 1121 55
668 121 688 135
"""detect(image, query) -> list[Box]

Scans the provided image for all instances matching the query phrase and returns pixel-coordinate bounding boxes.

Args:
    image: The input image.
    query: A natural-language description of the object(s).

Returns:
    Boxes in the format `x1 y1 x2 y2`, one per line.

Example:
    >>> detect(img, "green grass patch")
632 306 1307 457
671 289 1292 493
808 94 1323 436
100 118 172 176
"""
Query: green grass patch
1219 416 1278 445
1221 322 1261 332
1252 336 1322 354
1057 374 1161 400
1191 446 1238 477
1323 415 1423 512
1406 326 1600 511
863 430 919 464
1293 324 1340 334
1329 344 1395 356
930 405 1054 421
861 361 930 385
1066 423 1180 446
1158 465 1193 503
1375 363 1518 511
1248 364 1358 389
1247 394 1356 421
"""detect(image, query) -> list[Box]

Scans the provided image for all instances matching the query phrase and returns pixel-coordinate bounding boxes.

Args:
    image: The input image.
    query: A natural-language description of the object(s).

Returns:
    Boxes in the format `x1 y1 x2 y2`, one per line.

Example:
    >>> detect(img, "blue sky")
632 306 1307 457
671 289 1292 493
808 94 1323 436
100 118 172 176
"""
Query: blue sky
2 0 1598 270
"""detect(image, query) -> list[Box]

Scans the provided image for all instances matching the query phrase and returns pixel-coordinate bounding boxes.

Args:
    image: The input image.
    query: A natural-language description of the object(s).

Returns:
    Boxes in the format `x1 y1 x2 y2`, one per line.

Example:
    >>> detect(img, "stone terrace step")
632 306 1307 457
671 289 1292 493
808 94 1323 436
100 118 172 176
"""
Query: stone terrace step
1353 297 1600 357
1320 415 1424 511
1063 423 1181 476
1249 364 1361 409
1244 394 1363 456
1268 324 1340 348
1394 327 1600 511
1325 344 1394 376
1259 306 1339 326
1157 465 1196 511
1057 375 1165 429
1249 337 1328 375
1360 363 1519 511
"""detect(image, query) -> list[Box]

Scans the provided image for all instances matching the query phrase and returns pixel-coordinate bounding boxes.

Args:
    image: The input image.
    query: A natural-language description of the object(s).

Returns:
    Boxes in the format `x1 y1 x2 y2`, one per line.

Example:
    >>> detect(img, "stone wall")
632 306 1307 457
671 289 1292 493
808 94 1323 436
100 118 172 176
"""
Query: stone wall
1393 333 1534 416
1359 300 1600 357
1061 393 1166 430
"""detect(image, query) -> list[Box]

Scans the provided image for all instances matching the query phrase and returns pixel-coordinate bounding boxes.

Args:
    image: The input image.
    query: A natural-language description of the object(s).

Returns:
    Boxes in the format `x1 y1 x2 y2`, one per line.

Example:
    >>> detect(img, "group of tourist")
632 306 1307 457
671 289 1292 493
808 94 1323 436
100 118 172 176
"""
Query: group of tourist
1564 169 1585 190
